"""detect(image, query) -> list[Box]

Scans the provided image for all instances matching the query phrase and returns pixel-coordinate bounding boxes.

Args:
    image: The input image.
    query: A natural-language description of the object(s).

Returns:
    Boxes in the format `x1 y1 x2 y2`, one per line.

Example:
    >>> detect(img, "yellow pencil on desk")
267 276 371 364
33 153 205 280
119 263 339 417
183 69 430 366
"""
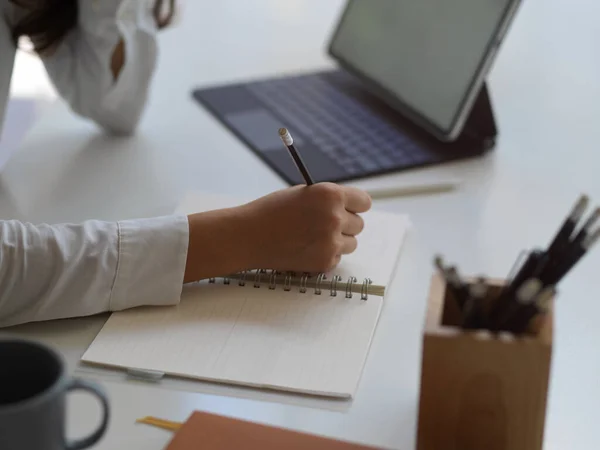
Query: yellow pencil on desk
362 179 461 199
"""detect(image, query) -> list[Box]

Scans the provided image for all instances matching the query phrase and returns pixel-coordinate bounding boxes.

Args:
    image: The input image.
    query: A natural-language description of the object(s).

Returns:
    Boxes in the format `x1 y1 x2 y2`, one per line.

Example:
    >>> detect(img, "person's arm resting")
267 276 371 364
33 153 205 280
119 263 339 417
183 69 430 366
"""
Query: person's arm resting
0 216 188 328
41 0 159 134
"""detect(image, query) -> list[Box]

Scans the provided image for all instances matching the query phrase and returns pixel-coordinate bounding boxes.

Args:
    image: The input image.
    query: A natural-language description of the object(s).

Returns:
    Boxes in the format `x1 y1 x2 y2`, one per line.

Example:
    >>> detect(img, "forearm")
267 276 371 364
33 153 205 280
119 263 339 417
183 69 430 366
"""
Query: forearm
0 216 187 328
184 208 255 283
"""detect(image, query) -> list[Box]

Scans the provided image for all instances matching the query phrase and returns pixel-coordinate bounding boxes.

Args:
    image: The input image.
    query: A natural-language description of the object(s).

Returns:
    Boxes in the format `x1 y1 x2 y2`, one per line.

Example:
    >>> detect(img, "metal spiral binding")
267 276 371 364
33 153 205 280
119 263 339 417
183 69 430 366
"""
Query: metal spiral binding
361 278 372 301
330 275 342 297
283 272 293 291
253 269 267 288
315 273 327 295
345 276 357 298
238 270 248 286
268 270 278 290
299 273 310 293
206 270 373 300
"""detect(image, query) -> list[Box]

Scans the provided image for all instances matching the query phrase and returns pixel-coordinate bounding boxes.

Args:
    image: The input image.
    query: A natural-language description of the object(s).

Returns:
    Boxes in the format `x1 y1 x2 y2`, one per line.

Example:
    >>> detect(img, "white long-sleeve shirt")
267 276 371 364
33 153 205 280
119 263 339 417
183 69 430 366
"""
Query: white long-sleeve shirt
0 1 190 327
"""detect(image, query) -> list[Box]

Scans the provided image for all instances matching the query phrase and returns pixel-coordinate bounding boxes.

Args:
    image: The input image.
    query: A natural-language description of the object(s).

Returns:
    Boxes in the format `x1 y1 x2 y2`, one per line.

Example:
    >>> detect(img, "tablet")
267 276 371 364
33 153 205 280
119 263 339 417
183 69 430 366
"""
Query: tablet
328 0 521 141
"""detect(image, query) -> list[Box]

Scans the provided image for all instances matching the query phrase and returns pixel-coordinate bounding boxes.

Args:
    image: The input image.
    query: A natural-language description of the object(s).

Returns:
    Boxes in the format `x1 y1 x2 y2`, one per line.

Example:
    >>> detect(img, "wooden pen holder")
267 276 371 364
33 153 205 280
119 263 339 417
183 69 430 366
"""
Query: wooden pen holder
416 273 554 450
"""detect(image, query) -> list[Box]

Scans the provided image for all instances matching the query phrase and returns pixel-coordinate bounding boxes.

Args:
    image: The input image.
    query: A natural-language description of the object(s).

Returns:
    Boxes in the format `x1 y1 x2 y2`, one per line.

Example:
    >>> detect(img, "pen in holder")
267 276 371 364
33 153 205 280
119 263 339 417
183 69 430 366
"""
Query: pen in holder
416 273 553 450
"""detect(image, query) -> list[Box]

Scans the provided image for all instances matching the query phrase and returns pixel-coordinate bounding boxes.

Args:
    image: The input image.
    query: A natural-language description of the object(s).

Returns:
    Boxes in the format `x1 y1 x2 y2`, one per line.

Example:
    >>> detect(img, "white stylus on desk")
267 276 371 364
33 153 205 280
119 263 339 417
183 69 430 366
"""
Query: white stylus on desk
364 179 461 199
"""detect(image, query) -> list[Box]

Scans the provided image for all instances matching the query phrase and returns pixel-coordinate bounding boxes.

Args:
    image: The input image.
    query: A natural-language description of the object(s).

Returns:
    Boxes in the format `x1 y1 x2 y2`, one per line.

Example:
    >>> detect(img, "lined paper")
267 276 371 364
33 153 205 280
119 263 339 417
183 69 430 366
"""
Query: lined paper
81 192 410 397
334 209 410 287
82 284 383 397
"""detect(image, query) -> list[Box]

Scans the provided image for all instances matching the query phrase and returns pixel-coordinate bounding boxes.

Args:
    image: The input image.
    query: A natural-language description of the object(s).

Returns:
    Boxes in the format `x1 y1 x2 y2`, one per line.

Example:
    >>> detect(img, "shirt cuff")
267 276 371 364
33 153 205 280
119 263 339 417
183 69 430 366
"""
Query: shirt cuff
109 215 189 311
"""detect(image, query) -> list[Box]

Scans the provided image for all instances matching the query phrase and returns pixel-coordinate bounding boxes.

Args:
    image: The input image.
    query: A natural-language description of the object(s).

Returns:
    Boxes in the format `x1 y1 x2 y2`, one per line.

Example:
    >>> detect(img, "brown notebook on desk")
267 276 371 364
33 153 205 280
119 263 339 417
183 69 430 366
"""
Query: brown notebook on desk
166 411 382 450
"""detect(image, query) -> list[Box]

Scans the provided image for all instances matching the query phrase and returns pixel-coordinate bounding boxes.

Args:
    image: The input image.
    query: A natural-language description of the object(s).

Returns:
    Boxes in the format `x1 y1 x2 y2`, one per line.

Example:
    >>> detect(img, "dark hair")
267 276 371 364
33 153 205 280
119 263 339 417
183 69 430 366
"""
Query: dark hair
10 0 78 54
10 0 175 55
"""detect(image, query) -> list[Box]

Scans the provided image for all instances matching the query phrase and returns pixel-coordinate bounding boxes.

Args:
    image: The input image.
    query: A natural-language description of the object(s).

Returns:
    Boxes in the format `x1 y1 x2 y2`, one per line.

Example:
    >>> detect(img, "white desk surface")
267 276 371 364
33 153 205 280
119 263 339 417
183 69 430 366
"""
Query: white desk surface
1 0 599 449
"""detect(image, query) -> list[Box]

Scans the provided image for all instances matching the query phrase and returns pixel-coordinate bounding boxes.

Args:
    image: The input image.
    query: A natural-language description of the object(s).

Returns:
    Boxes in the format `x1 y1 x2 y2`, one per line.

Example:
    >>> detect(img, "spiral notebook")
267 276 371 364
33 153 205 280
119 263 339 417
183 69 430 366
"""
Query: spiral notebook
81 192 410 398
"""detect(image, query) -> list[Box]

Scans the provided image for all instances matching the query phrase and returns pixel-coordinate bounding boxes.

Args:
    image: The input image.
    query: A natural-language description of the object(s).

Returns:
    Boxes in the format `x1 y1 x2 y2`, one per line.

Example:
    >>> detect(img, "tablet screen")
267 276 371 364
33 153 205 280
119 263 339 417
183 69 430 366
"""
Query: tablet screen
329 0 516 138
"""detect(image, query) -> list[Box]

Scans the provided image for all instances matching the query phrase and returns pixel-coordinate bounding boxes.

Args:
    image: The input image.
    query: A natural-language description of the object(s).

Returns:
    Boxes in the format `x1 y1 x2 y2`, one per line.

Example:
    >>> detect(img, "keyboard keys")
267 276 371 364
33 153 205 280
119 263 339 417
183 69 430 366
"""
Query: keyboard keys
319 142 337 154
345 164 361 176
280 110 315 139
352 154 378 171
343 144 361 156
373 153 396 169
389 151 413 166
248 72 440 178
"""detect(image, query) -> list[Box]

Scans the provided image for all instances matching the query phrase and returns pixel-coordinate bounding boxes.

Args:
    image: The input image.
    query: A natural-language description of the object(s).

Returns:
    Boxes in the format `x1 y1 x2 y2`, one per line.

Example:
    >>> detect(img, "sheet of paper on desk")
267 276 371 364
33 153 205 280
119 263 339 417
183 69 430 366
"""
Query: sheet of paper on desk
83 284 384 397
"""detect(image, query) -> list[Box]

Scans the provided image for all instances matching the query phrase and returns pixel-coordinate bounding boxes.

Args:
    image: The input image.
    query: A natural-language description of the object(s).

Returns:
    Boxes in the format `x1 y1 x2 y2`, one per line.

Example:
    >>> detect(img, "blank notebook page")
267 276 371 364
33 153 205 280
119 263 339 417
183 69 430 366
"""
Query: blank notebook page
81 192 410 397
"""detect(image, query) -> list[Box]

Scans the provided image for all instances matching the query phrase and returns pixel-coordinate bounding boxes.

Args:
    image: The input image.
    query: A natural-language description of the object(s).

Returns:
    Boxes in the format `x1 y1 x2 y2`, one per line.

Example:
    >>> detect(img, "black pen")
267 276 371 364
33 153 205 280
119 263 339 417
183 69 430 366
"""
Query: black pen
548 227 600 285
541 206 600 281
505 249 529 286
545 194 589 260
507 249 544 291
571 206 600 246
279 128 314 185
462 278 488 329
531 197 590 284
494 278 542 332
506 285 555 334
434 256 470 310
489 249 543 328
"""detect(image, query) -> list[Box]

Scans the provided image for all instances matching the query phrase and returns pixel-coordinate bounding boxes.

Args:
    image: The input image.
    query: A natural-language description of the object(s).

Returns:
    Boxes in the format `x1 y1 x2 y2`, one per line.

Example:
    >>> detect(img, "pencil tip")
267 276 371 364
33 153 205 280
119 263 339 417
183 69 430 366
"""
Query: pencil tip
585 227 600 248
572 194 590 220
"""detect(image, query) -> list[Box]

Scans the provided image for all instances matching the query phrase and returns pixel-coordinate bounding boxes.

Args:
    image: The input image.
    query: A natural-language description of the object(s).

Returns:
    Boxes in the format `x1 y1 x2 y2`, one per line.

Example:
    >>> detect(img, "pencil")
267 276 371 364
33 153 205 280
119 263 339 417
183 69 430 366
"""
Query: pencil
545 194 589 258
549 227 600 284
433 256 470 310
462 277 488 329
496 278 542 332
571 206 600 246
364 179 460 199
507 285 555 334
278 128 314 185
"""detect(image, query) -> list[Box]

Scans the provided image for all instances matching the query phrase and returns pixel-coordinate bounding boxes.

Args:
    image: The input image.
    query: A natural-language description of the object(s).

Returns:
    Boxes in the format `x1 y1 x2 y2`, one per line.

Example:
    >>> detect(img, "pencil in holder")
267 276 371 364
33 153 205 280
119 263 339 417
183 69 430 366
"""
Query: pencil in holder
416 273 553 450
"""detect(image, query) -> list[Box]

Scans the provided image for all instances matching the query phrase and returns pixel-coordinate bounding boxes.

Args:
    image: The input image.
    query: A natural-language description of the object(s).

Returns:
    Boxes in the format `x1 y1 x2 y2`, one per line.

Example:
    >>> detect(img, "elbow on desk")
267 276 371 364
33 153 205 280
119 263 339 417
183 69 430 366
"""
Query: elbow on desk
62 77 152 137
71 97 148 137
93 108 144 136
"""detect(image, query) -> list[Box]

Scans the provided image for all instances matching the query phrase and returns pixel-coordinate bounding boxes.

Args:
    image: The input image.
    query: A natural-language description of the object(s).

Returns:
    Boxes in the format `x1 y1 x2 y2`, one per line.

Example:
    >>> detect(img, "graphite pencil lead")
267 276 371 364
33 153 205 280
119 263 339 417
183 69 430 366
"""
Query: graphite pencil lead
583 227 600 249
582 207 600 230
570 194 590 222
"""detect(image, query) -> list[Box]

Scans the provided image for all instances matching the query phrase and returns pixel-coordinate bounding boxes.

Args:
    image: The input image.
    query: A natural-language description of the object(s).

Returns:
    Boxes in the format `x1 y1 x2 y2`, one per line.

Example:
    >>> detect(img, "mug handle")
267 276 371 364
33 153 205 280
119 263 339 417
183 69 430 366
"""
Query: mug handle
65 379 110 450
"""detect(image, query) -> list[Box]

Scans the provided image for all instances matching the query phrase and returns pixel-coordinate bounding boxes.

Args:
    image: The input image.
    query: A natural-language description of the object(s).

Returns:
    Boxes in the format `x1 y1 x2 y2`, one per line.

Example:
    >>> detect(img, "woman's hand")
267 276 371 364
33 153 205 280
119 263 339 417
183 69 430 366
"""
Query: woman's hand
183 184 372 283
240 183 372 272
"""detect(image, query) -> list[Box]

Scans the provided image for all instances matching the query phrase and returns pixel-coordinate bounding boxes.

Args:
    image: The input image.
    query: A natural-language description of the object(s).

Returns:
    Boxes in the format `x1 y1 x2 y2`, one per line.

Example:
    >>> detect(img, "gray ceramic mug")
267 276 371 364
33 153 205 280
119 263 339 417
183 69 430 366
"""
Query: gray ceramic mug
0 337 110 450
